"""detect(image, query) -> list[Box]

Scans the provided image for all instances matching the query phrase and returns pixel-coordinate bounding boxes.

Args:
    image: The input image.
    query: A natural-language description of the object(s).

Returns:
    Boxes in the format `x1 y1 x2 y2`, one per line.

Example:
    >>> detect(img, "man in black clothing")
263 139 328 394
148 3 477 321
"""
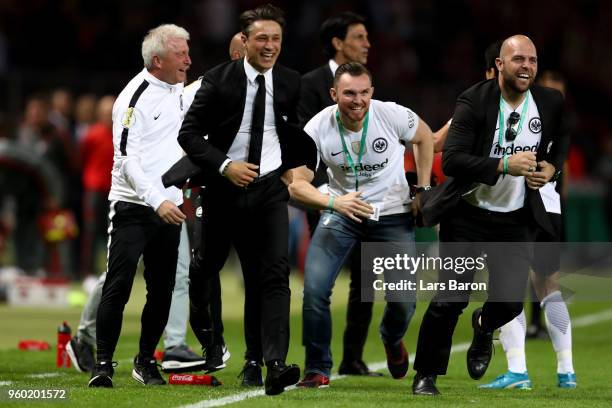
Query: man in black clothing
412 35 569 395
297 12 378 377
178 4 315 396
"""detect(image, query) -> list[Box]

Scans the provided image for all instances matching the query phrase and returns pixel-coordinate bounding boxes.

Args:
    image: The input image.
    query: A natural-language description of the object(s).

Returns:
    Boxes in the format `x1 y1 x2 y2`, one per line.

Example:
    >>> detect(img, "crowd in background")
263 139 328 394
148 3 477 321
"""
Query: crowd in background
0 90 115 277
0 0 610 278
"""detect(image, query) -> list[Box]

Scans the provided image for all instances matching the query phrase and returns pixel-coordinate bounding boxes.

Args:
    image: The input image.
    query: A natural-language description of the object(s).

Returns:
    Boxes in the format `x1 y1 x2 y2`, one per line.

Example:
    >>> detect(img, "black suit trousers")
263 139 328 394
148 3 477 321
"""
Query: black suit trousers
413 201 532 375
188 190 229 348
190 174 291 363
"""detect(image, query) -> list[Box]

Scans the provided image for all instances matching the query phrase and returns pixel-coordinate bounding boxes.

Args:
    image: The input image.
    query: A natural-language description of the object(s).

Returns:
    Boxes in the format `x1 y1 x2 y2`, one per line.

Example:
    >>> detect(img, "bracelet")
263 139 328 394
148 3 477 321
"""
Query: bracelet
328 196 335 212
503 155 509 175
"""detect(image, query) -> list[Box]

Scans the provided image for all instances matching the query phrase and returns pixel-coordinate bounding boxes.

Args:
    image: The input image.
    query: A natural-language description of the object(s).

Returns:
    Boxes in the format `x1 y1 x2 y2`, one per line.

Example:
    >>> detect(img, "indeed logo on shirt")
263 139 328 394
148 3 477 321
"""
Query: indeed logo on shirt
339 158 389 173
493 142 539 157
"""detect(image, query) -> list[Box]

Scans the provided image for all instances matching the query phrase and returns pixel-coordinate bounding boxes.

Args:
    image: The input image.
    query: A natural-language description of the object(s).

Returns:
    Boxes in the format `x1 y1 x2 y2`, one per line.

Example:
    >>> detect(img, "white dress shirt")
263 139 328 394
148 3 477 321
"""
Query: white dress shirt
328 59 339 76
220 58 282 176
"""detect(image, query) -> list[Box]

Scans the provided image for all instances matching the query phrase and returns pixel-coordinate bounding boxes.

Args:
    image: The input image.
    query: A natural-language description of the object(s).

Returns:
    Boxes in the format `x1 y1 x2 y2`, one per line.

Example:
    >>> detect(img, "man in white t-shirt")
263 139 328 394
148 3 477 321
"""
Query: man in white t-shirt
286 62 434 387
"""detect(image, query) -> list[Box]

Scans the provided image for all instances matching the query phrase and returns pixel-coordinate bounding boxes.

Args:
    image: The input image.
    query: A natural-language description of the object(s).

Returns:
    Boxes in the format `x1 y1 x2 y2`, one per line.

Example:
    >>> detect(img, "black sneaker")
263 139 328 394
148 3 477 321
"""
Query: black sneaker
132 355 166 385
89 361 116 388
203 344 230 373
161 344 207 373
238 360 263 386
467 308 494 380
67 337 95 373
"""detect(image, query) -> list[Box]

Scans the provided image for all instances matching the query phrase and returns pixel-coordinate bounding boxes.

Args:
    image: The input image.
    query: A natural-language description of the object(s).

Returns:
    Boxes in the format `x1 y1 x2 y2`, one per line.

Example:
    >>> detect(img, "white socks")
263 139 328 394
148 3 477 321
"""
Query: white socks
499 291 575 375
542 290 574 374
499 310 527 373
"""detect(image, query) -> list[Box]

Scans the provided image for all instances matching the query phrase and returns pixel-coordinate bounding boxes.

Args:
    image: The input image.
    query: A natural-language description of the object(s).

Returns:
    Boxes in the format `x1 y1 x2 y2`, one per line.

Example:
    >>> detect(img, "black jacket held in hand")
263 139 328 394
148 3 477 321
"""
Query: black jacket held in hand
175 58 317 188
421 79 570 234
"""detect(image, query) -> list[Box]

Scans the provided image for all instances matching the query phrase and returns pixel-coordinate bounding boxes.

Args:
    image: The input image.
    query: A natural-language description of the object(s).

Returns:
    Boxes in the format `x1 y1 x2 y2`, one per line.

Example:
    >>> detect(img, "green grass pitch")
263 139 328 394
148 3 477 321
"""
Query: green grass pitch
1 271 611 407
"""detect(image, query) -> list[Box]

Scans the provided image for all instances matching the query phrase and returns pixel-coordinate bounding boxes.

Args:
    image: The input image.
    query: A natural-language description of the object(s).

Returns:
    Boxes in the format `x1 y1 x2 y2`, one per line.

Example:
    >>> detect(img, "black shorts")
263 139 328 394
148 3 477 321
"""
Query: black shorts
531 213 562 276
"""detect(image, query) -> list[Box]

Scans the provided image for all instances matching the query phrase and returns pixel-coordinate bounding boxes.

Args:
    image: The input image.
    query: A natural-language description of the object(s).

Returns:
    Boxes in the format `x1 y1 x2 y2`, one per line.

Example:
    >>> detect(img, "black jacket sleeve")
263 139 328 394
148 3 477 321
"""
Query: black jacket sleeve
297 76 320 128
549 91 571 171
442 92 500 186
177 75 228 173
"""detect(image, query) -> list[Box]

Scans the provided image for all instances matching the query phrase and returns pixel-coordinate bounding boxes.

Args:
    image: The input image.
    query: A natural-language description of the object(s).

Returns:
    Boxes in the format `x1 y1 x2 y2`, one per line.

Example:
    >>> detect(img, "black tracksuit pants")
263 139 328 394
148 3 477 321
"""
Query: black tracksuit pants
96 201 181 362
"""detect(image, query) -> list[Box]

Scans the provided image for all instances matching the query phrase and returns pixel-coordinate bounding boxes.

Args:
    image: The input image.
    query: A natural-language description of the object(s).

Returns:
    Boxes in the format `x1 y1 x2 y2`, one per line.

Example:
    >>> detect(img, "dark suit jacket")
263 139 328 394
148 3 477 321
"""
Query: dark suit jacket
297 64 334 127
172 58 316 188
421 79 570 234
296 64 336 188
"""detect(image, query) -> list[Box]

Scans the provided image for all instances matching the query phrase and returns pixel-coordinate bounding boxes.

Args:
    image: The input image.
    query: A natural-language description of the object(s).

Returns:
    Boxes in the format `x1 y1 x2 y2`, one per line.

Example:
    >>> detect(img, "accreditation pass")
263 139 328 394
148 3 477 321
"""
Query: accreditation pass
369 204 381 221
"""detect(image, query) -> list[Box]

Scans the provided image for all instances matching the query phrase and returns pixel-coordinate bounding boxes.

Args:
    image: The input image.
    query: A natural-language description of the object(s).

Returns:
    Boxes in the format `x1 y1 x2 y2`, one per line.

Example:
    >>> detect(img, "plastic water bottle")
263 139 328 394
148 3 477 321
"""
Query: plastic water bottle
56 321 72 368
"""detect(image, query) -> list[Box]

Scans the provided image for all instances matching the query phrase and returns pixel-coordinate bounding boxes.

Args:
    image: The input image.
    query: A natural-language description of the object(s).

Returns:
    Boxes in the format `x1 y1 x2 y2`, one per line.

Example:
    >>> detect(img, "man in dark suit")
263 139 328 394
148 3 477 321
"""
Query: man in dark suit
177 4 315 396
297 12 369 124
412 35 570 395
297 12 378 377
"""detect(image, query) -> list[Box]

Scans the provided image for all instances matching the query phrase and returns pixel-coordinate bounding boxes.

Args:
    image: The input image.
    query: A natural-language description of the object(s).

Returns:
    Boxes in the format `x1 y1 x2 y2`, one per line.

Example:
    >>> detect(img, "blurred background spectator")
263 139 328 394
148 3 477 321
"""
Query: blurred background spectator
79 95 114 279
0 0 609 278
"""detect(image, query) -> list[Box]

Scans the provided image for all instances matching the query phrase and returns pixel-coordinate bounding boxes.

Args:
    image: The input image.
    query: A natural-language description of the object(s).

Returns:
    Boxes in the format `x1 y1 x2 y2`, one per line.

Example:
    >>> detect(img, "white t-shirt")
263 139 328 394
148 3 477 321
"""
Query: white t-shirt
304 99 419 216
182 77 202 116
540 182 561 214
463 91 543 212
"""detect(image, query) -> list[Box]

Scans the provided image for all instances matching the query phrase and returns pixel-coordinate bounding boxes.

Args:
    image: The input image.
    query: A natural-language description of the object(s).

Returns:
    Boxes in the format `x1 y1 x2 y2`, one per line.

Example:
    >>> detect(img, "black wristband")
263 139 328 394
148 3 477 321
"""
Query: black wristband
415 185 432 194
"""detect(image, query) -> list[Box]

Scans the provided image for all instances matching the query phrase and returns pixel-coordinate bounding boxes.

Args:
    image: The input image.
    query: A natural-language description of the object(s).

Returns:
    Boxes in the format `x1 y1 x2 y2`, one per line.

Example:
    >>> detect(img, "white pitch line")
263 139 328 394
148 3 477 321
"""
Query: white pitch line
27 373 62 379
177 308 612 408
0 381 13 386
177 342 471 408
572 308 612 327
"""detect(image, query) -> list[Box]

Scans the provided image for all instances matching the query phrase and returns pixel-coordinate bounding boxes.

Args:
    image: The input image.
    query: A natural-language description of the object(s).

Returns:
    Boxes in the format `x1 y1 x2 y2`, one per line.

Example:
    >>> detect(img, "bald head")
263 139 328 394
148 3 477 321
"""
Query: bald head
496 35 538 97
229 32 245 61
499 35 536 60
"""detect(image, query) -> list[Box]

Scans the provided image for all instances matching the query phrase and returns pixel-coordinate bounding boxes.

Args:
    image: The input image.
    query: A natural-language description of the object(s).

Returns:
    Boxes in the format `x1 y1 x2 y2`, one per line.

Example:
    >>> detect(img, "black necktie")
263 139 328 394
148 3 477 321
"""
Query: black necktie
248 74 266 172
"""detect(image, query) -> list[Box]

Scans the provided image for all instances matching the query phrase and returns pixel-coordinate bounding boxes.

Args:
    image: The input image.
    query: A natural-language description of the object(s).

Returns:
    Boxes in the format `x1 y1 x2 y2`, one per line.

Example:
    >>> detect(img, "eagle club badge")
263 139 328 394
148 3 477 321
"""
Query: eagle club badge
372 138 388 153
529 117 542 133
121 107 136 129
351 141 365 155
